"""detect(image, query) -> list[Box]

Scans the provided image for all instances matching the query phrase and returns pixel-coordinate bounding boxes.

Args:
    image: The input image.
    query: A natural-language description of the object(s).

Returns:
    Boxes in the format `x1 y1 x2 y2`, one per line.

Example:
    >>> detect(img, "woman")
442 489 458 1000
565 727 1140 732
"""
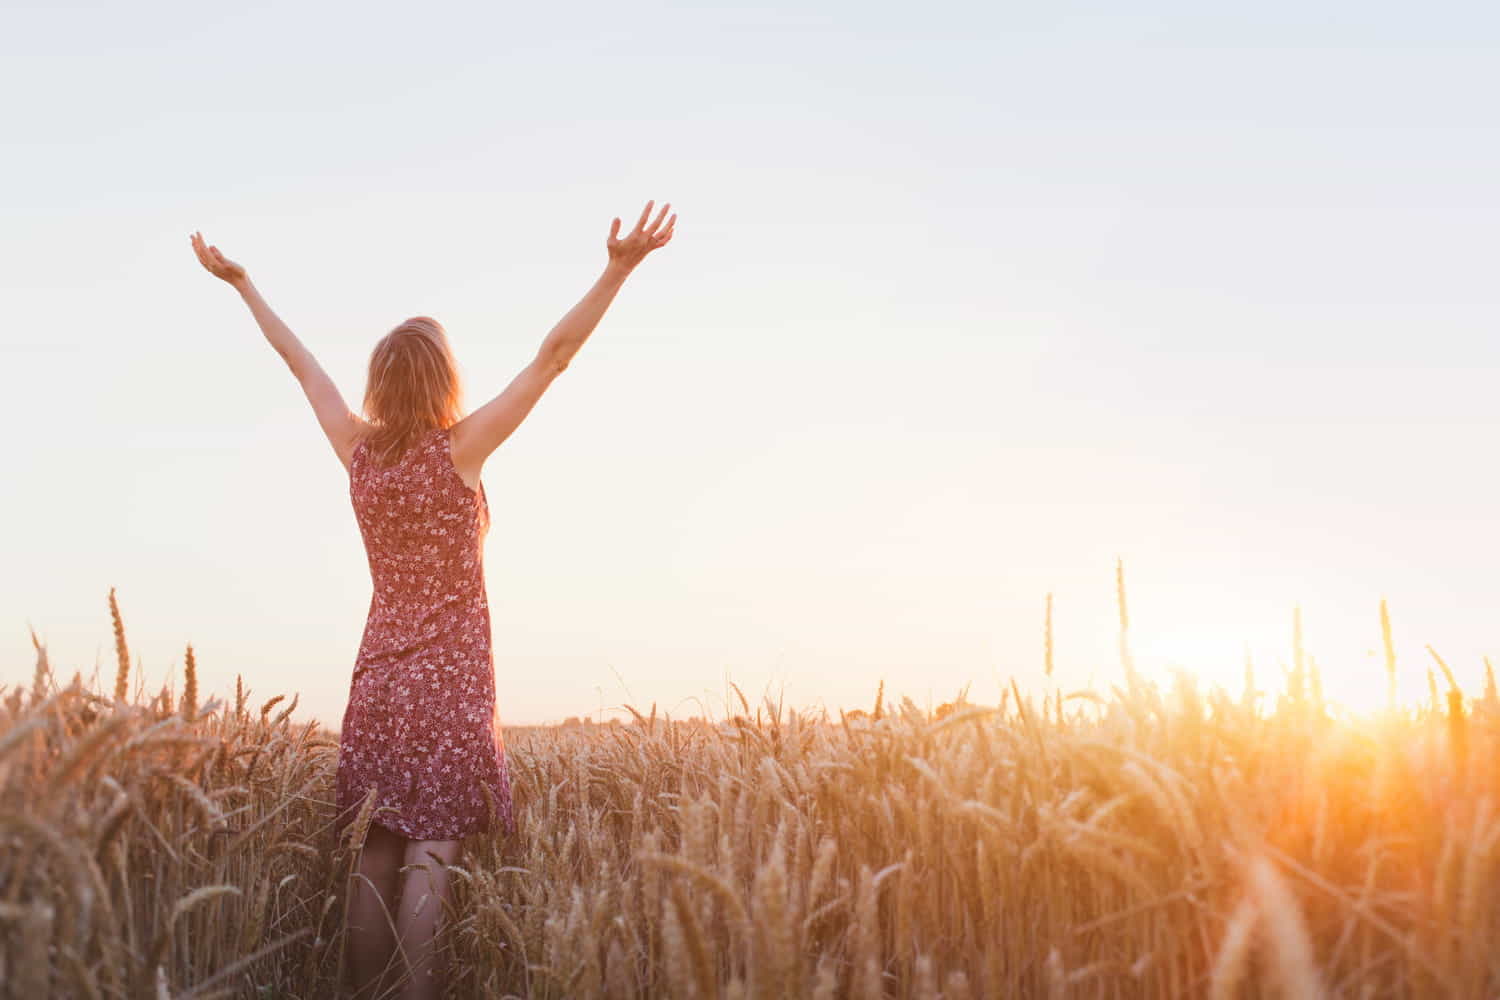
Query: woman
189 201 676 999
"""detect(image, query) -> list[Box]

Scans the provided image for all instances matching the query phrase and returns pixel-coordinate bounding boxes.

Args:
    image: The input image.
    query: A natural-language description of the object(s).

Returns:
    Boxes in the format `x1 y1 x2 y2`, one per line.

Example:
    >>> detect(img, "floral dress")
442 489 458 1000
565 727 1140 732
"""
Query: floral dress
335 425 515 840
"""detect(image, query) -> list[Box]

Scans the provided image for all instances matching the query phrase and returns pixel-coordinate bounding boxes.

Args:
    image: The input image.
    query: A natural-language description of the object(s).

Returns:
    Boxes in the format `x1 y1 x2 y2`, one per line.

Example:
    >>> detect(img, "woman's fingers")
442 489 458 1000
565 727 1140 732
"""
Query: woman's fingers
189 231 242 279
632 200 654 235
606 202 678 263
650 215 676 246
648 202 671 235
191 232 215 268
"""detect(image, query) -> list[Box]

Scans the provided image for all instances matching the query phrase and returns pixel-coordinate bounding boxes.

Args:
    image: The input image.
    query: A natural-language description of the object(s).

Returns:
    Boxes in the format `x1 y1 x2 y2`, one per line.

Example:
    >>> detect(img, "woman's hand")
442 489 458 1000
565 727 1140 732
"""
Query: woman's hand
606 201 676 272
190 231 248 288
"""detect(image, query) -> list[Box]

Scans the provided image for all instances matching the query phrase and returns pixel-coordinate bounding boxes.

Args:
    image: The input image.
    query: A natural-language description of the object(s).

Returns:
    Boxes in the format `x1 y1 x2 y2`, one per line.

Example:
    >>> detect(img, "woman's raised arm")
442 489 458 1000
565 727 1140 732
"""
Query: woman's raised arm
190 231 366 471
450 201 676 472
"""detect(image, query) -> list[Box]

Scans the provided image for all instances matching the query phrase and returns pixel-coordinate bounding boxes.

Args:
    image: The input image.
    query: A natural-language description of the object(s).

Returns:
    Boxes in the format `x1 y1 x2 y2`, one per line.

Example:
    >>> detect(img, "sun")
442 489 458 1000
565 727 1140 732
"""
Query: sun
1132 628 1255 694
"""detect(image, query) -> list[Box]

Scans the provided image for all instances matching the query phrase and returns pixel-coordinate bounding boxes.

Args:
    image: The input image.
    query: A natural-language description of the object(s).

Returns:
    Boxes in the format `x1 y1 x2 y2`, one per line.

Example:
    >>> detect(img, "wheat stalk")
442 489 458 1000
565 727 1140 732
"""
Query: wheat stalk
1044 593 1055 679
181 643 198 723
1380 598 1397 711
109 587 130 702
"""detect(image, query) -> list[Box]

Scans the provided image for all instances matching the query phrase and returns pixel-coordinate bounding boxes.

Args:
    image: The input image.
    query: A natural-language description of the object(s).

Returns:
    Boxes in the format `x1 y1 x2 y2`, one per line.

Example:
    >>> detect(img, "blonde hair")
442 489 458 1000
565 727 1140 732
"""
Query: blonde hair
359 316 464 467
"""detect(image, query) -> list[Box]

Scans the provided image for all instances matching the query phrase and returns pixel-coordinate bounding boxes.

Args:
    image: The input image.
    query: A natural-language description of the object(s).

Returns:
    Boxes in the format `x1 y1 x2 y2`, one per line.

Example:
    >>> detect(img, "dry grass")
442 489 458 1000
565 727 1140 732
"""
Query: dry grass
4 595 1500 998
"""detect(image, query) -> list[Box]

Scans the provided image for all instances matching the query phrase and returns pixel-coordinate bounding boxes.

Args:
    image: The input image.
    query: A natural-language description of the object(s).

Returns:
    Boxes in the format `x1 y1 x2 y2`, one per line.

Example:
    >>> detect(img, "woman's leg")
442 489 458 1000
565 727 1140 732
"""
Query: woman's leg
348 821 406 1000
394 838 462 1000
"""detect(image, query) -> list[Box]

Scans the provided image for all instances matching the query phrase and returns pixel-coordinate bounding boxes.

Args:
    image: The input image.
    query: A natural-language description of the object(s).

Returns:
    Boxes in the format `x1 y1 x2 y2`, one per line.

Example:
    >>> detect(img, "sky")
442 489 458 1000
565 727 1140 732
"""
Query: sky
4 1 1499 727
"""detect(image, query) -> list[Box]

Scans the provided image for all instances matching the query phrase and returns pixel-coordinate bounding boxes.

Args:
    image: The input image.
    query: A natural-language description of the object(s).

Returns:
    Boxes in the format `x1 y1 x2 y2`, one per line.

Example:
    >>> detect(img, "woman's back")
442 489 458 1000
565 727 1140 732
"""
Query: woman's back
338 424 513 840
350 427 490 669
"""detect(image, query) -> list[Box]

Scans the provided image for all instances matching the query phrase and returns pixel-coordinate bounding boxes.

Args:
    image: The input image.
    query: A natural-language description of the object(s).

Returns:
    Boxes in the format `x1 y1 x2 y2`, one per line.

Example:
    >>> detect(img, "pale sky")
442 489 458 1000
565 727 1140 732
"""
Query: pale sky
4 1 1499 726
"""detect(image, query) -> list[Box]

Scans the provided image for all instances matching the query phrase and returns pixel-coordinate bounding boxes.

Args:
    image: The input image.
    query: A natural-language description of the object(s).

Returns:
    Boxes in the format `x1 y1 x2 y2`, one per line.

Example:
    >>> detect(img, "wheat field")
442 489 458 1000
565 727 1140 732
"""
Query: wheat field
3 589 1498 998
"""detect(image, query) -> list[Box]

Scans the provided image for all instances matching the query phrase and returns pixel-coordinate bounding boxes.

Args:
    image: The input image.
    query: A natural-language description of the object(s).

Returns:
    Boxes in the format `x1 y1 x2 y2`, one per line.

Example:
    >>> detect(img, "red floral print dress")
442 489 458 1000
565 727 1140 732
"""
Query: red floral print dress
336 425 515 840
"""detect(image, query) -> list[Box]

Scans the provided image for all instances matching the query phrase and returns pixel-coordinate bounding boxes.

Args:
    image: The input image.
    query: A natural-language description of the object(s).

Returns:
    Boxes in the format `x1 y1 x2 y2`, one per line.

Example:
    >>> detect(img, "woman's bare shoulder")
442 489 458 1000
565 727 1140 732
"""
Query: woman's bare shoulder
445 419 485 490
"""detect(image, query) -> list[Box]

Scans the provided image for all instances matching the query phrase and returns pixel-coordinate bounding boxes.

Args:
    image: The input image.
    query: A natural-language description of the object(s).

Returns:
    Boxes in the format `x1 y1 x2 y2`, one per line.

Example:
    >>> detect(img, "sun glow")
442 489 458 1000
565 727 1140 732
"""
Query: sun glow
1129 623 1413 719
